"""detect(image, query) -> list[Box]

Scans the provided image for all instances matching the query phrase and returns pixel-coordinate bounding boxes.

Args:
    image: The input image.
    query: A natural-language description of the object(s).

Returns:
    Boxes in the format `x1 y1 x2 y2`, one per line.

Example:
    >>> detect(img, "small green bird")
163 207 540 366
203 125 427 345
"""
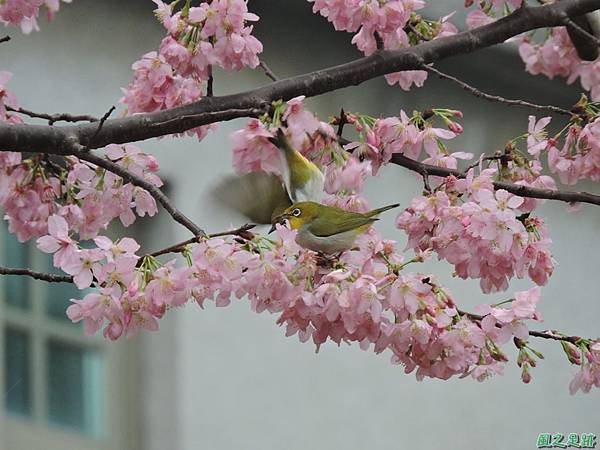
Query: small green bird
271 201 400 254
269 128 324 204
209 128 325 224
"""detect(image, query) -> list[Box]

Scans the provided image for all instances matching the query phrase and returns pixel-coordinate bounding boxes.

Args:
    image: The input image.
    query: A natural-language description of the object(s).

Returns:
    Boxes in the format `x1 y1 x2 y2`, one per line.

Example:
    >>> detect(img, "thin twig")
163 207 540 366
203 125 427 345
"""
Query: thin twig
425 65 573 116
0 35 10 44
141 223 256 263
336 108 348 137
81 105 116 151
374 31 384 50
421 172 432 193
207 65 214 97
258 60 278 82
74 148 206 237
390 153 600 206
6 106 99 125
0 266 73 283
465 154 504 171
460 309 585 345
407 23 430 42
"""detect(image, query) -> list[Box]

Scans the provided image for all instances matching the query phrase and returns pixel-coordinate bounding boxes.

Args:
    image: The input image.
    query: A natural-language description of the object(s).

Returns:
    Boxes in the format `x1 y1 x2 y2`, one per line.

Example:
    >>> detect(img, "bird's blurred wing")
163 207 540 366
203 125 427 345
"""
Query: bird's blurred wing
308 212 375 237
209 172 292 224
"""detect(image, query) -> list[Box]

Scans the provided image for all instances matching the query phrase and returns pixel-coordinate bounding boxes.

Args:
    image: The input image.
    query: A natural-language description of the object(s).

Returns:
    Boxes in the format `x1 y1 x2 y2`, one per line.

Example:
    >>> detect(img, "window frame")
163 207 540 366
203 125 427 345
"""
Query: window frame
0 229 139 450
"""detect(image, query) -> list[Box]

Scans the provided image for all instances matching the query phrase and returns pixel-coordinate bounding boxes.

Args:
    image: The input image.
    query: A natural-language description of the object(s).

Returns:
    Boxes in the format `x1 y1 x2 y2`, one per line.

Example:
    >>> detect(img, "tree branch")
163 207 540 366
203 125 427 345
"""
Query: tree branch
259 60 279 82
0 0 597 154
0 35 10 44
460 309 586 345
0 266 73 283
142 223 256 262
73 149 206 237
425 65 573 116
390 153 600 206
6 106 99 125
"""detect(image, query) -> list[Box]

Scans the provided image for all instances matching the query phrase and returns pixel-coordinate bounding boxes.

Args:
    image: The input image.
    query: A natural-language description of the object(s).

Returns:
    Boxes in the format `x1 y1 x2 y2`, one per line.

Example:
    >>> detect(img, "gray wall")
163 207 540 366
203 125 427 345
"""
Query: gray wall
2 1 598 449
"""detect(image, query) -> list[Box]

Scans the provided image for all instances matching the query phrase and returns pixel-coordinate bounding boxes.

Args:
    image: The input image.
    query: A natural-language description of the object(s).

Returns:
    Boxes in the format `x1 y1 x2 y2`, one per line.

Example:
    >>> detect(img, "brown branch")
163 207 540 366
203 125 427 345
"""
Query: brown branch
407 23 430 42
141 223 256 263
80 105 116 152
258 60 278 82
6 106 99 125
460 309 585 345
425 65 573 116
0 266 73 283
73 149 206 237
390 153 600 206
207 65 214 97
564 16 600 46
0 0 597 154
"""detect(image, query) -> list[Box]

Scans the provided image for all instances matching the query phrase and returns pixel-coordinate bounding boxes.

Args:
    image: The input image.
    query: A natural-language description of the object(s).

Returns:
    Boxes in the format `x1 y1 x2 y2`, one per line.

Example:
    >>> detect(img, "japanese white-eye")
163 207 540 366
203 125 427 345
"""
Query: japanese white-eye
210 128 324 224
271 201 400 254
269 128 324 204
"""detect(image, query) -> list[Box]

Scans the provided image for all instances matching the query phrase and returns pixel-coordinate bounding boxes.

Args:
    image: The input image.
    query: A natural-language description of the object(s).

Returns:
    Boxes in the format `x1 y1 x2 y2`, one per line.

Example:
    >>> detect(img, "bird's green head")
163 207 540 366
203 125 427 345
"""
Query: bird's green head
270 201 321 232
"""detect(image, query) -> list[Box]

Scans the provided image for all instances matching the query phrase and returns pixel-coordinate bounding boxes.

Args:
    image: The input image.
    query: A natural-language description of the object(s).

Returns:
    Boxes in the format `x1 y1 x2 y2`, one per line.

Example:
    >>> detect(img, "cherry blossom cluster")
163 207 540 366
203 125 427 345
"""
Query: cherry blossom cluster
518 27 600 101
120 0 262 140
308 0 457 90
343 108 468 174
464 1 600 101
0 71 22 123
397 170 554 293
231 96 338 176
524 113 600 186
1 78 162 243
41 209 551 384
464 0 523 30
568 340 600 394
0 0 71 33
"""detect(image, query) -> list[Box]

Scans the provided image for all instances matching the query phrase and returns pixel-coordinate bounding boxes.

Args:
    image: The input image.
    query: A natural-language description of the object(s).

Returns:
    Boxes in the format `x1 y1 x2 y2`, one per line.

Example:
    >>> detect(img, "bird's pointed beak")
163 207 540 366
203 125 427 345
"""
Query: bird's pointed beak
269 213 288 234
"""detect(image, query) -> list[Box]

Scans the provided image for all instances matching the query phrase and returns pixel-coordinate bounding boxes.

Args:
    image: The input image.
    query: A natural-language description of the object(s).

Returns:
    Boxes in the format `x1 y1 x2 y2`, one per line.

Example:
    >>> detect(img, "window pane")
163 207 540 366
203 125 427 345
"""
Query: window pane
2 230 30 310
46 340 104 438
42 253 83 322
4 327 32 417
45 282 82 322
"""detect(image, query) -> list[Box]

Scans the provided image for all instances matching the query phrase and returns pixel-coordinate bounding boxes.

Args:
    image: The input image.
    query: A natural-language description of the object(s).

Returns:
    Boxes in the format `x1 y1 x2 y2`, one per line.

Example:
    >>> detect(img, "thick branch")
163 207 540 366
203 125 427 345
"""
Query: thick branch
0 266 73 283
0 0 598 154
391 153 600 206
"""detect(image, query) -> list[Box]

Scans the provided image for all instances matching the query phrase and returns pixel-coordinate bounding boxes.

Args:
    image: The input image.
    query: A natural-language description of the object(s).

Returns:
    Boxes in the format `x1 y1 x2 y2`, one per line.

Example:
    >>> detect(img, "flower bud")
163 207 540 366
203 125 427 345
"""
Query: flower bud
521 364 531 384
561 341 581 365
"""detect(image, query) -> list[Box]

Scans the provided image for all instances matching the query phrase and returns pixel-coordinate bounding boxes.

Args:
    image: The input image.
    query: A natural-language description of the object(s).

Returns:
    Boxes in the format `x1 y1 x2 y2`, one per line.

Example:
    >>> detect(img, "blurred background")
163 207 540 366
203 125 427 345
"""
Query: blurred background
0 1 598 449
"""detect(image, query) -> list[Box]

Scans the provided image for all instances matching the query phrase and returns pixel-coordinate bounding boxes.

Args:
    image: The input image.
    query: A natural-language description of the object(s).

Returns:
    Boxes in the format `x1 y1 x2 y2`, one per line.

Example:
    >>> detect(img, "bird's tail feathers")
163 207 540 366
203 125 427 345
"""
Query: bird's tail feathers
367 203 400 217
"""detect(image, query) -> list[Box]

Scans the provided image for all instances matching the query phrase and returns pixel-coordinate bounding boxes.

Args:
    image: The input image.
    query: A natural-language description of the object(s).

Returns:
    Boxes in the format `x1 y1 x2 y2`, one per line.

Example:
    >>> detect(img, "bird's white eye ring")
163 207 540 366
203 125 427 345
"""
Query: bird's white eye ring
292 208 301 217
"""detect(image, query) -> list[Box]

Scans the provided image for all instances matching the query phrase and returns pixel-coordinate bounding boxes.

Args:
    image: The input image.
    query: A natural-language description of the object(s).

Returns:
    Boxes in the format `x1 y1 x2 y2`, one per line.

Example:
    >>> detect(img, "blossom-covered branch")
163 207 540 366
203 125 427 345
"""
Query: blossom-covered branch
390 153 600 206
73 149 206 237
0 0 598 154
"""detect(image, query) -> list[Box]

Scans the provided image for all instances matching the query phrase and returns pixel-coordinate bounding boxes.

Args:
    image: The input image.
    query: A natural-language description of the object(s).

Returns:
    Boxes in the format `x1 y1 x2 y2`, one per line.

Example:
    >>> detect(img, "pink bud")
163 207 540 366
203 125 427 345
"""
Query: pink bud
448 122 463 134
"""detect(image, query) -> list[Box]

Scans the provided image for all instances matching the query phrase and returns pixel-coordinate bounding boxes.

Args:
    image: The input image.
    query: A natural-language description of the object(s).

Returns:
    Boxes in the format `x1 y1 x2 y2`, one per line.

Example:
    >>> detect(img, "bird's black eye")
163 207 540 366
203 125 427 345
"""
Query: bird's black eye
292 208 301 217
